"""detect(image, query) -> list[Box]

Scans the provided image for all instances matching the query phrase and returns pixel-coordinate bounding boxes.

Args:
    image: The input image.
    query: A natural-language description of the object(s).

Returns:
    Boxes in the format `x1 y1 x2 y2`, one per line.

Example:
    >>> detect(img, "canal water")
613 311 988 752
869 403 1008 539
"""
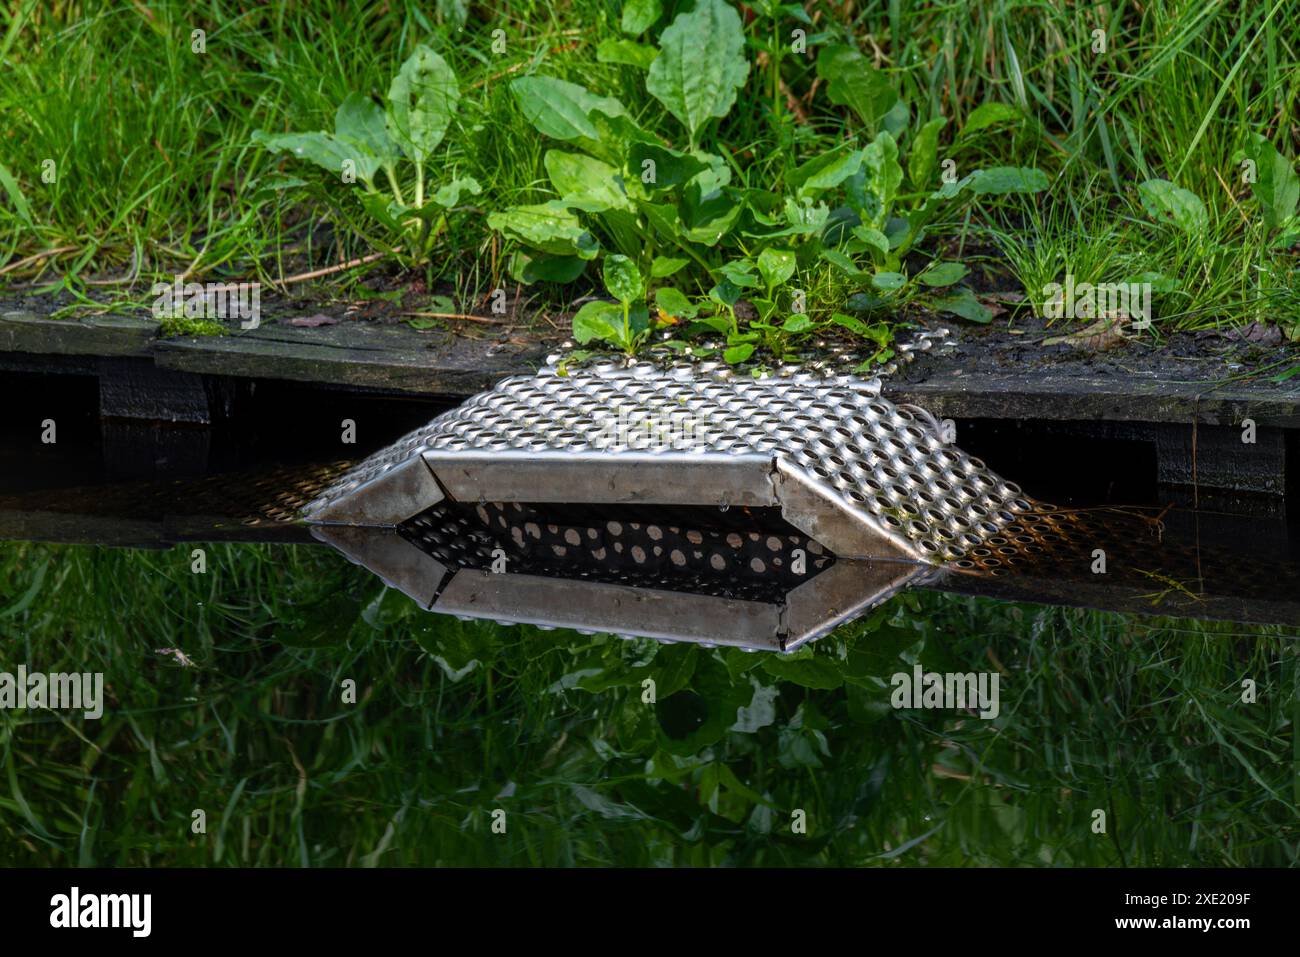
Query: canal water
1 376 1296 866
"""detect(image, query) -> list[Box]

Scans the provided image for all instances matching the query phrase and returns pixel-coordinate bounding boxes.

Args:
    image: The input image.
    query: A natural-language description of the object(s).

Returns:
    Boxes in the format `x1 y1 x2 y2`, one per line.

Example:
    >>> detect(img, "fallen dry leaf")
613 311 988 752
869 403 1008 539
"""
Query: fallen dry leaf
1227 321 1283 347
976 293 1007 319
286 313 339 328
1042 317 1127 351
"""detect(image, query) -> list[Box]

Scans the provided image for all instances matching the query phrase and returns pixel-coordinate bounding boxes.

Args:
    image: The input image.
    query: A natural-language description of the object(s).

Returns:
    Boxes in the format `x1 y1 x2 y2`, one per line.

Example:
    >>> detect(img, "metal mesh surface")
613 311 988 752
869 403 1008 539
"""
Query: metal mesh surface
398 501 834 602
303 338 1029 563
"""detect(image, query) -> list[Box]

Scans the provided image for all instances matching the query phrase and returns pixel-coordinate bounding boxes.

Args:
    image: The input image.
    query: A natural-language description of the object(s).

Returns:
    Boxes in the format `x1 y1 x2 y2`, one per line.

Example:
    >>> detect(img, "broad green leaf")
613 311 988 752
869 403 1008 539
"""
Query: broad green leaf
822 249 866 279
646 0 749 147
1137 178 1208 236
0 163 32 226
335 93 396 164
916 261 967 287
386 45 459 164
863 325 893 351
487 201 600 258
788 144 864 198
643 645 698 700
718 259 758 288
884 216 910 247
1237 134 1300 232
627 142 708 194
967 166 1048 194
688 150 732 193
859 130 903 226
596 38 658 69
621 0 662 34
902 203 939 253
730 682 780 734
431 175 481 208
358 192 405 232
642 203 687 244
757 248 797 289
908 116 947 190
655 286 698 318
253 175 307 194
932 287 993 323
871 271 907 292
253 130 367 180
898 166 1044 255
851 225 891 259
544 150 633 212
709 279 743 307
882 99 911 139
435 0 470 27
829 312 871 336
783 196 830 235
655 655 752 756
510 76 627 142
724 343 755 364
603 254 644 303
763 653 843 689
1122 270 1178 294
782 314 813 333
1271 217 1300 249
960 102 1022 136
586 111 657 159
515 251 587 284
572 300 625 345
815 45 898 130
737 187 782 225
650 255 689 278
682 184 742 245
627 302 651 339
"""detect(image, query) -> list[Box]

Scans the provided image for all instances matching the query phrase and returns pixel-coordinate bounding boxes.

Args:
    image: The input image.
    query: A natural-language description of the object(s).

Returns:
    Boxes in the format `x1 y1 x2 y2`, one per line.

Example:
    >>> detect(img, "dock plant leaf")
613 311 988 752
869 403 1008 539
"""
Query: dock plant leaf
1235 135 1300 233
386 45 459 164
1137 178 1208 236
815 45 897 131
487 202 600 258
510 76 627 142
646 0 749 148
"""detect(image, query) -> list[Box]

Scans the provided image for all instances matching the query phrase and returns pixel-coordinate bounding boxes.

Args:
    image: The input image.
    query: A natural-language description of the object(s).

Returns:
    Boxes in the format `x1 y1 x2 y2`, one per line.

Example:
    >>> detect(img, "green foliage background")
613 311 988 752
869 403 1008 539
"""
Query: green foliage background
2 539 1296 866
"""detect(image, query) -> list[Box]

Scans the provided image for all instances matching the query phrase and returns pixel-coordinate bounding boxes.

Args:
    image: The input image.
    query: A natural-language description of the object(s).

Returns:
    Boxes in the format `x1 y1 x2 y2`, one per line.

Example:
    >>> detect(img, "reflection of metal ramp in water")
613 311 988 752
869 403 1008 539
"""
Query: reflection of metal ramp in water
315 504 934 651
302 359 1031 564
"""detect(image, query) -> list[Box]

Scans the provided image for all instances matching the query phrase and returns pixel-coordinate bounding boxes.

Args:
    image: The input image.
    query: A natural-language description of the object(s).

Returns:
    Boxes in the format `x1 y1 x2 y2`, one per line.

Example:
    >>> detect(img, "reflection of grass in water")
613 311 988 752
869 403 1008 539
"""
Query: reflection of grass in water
1 540 1297 867
1133 569 1207 605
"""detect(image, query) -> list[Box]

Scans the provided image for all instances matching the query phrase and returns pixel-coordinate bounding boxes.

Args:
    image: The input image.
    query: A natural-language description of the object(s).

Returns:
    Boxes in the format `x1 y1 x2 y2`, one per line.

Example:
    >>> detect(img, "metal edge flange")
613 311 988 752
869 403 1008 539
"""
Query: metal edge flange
420 449 778 510
307 456 444 526
310 524 453 608
432 569 787 651
780 559 934 651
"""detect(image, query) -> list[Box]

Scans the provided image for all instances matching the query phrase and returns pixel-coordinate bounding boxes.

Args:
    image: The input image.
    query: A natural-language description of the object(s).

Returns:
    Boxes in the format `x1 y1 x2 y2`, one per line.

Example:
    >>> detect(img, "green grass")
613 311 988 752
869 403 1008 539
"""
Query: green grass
1 538 1296 866
0 1 1296 343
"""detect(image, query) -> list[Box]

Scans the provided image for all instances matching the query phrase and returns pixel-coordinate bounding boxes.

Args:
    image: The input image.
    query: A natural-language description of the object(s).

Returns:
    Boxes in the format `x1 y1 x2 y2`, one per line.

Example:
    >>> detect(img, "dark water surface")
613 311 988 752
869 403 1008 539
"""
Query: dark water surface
1 390 1297 866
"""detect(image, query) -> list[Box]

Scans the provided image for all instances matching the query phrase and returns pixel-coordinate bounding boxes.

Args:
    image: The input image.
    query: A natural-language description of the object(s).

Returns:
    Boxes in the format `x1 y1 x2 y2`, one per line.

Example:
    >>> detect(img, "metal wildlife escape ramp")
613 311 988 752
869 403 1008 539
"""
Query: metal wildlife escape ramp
301 336 1036 650
302 340 1031 565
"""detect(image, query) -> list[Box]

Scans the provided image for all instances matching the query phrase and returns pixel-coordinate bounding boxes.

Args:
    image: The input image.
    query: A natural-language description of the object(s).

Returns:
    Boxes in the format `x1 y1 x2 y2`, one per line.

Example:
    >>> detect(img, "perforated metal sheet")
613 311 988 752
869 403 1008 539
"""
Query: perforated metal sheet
399 502 835 602
303 338 1029 563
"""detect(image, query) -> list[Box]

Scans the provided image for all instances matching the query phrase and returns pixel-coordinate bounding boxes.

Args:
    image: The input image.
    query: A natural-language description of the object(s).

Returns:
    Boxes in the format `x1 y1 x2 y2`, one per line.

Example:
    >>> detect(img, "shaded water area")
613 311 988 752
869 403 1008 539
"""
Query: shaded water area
1 375 1298 866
